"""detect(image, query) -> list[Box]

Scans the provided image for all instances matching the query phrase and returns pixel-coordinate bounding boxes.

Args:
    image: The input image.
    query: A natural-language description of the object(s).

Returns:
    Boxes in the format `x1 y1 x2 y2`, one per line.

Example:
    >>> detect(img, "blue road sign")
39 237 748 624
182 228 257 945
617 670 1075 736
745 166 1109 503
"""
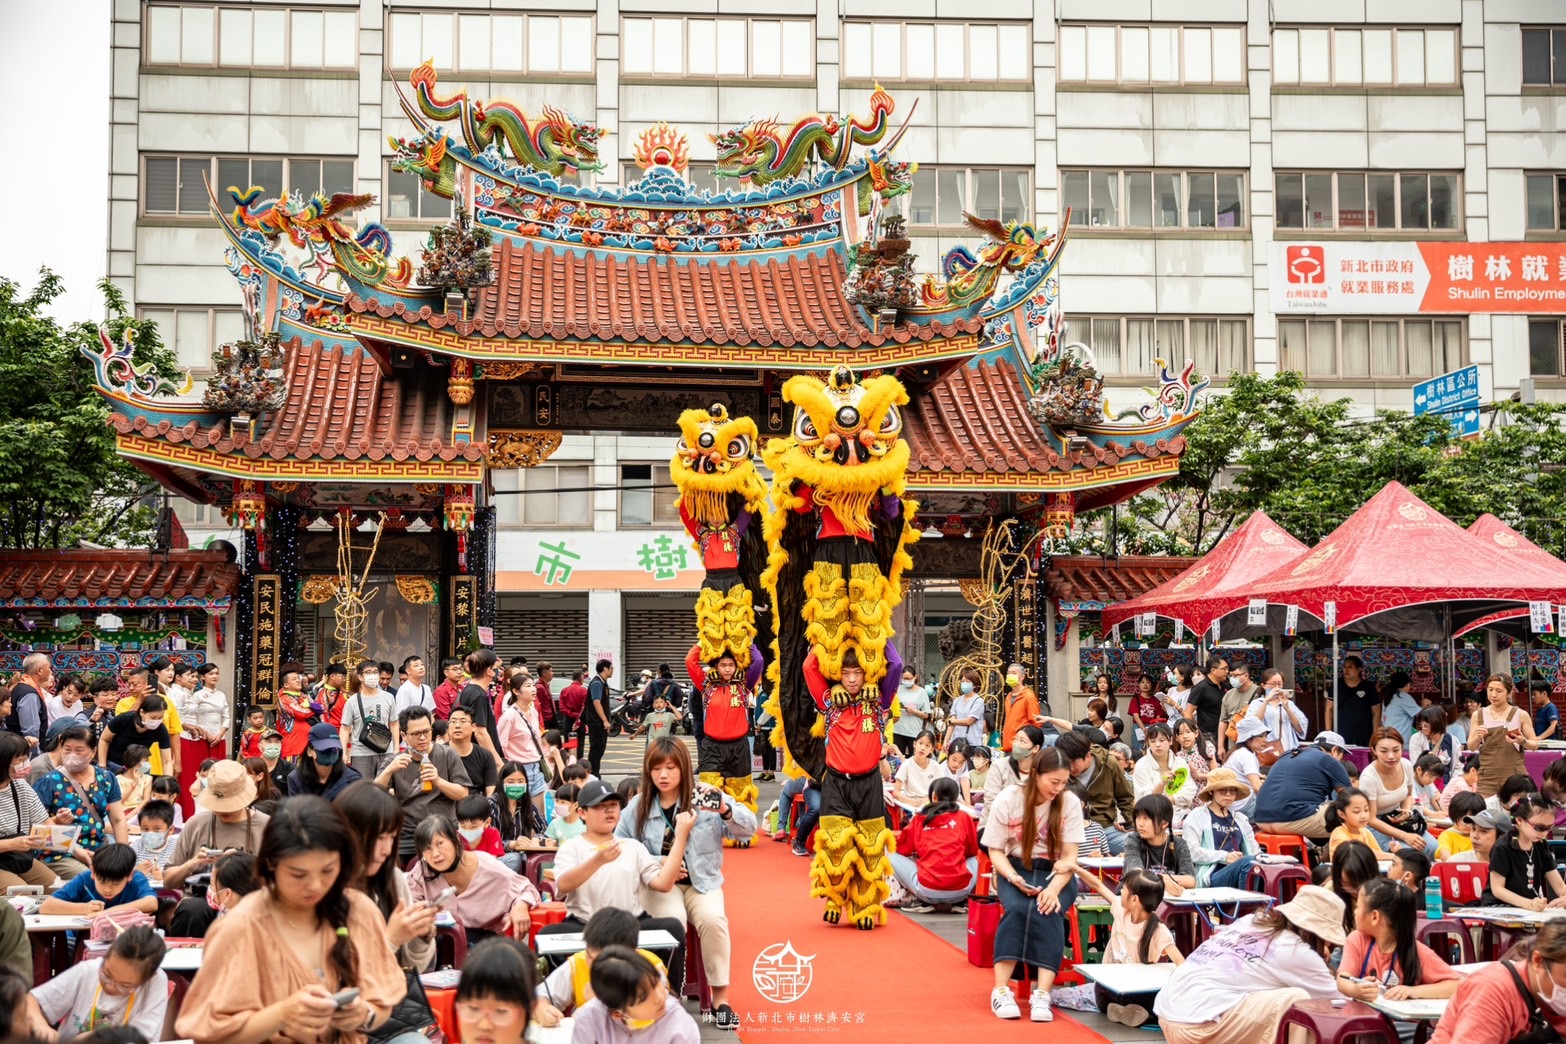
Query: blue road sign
1413 365 1480 438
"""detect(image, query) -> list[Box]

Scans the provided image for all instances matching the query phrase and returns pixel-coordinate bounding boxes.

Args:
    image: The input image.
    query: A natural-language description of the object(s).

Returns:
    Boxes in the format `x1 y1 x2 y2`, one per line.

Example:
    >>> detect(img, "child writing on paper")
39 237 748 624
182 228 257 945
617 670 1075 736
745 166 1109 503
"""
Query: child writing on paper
1050 868 1184 1026
1337 878 1460 1042
1483 794 1566 911
1435 792 1485 861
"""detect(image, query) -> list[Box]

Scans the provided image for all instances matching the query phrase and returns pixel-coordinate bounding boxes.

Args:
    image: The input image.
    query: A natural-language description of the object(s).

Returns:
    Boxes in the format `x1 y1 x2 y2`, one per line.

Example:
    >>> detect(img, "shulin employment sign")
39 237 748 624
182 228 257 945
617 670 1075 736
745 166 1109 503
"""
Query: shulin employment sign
1413 365 1480 438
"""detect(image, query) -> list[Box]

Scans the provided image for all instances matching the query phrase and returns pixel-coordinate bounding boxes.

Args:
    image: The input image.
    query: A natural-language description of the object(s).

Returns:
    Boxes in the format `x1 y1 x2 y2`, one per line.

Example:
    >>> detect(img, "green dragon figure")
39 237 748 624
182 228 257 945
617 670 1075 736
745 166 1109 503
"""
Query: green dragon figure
711 86 895 188
228 187 411 289
393 61 607 190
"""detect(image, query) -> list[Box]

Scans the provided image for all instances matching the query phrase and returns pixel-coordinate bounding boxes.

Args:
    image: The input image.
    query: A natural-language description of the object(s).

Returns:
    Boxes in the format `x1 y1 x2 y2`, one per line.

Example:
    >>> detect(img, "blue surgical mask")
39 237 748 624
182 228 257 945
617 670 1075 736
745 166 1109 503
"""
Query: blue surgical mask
141 830 167 848
458 826 485 844
315 748 342 766
960 681 975 695
137 761 151 775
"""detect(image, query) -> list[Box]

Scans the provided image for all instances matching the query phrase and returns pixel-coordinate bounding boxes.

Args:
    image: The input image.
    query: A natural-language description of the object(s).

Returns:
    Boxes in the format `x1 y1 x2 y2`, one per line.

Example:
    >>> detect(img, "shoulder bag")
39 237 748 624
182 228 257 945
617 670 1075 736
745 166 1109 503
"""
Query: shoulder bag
0 786 34 874
356 694 393 754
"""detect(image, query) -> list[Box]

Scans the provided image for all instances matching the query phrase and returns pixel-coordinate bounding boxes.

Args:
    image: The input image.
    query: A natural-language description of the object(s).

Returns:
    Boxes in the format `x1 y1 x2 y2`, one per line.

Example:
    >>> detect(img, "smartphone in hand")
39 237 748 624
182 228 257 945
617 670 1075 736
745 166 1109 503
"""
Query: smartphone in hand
331 988 361 1009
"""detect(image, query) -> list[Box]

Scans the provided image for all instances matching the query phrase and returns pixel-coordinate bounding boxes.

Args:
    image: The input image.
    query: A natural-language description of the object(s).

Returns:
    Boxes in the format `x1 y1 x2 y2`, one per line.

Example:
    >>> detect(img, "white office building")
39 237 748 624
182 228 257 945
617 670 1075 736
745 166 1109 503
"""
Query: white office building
111 0 1566 671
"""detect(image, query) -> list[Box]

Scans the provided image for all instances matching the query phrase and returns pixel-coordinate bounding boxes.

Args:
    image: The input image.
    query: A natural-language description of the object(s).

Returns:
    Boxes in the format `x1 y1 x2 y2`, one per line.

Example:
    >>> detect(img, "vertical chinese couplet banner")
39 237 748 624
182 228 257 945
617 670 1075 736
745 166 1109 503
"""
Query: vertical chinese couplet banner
449 575 477 656
252 574 283 708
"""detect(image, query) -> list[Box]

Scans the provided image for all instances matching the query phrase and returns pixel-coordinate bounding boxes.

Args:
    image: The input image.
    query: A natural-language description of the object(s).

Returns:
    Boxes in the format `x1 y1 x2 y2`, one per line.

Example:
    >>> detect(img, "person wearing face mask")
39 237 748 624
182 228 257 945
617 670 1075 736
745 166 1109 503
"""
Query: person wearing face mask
24 924 168 1040
255 728 291 796
342 660 401 779
34 726 129 878
981 724 1045 828
572 946 702 1043
168 849 260 937
1000 664 1042 753
129 799 177 881
947 668 988 749
287 723 364 801
408 816 539 944
113 744 153 819
97 693 174 776
162 760 269 890
1427 919 1566 1043
0 732 61 890
890 667 931 757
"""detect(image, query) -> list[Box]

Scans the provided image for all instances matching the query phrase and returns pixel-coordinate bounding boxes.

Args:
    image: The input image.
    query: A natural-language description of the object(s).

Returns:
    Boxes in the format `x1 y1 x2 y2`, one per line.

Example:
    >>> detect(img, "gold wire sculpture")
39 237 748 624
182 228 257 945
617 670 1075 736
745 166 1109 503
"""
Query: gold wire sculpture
333 512 386 668
938 519 1033 720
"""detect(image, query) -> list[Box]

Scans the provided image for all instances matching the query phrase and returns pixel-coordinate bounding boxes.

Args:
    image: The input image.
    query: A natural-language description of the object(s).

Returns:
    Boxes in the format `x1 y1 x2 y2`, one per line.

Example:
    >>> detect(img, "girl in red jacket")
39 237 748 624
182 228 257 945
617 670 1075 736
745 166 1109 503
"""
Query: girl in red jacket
890 777 980 912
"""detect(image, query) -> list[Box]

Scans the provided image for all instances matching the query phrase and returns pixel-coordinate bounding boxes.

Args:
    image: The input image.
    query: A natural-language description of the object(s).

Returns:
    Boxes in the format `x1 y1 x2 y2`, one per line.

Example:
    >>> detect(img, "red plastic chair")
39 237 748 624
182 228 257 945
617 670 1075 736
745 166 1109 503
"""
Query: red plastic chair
681 922 713 1014
528 901 568 949
435 920 468 970
1274 999 1396 1043
1415 916 1475 965
1434 861 1486 906
1247 862 1310 903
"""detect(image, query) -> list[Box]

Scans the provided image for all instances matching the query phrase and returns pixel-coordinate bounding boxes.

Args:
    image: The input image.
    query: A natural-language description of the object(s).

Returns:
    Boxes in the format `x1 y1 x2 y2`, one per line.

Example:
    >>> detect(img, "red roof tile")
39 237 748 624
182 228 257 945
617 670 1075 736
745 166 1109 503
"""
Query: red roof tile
106 339 485 464
903 357 1188 476
0 550 241 608
347 239 984 349
1044 556 1198 606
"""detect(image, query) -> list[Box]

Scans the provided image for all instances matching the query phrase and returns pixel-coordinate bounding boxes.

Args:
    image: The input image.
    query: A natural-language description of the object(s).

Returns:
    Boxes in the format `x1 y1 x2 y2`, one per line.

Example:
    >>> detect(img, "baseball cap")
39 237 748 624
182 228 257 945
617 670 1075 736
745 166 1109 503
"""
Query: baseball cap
1314 730 1349 753
577 778 625 809
307 722 342 752
1467 808 1513 832
43 718 81 751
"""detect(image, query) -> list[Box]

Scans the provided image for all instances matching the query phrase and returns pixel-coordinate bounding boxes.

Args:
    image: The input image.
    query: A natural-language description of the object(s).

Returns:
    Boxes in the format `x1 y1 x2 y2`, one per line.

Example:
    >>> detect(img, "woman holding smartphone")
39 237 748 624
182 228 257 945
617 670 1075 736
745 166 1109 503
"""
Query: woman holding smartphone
176 796 411 1044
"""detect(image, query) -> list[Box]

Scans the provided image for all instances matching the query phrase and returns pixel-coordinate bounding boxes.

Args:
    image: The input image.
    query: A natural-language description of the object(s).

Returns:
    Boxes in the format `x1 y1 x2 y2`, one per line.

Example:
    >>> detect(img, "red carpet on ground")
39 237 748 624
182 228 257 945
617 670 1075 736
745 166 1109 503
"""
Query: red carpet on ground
721 840 1111 1042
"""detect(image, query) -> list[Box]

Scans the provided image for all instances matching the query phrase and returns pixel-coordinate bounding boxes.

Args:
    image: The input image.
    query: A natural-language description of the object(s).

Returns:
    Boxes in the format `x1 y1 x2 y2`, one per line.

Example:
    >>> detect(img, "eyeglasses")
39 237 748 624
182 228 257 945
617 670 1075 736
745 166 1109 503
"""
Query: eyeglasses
457 1002 524 1026
99 970 140 994
405 729 433 739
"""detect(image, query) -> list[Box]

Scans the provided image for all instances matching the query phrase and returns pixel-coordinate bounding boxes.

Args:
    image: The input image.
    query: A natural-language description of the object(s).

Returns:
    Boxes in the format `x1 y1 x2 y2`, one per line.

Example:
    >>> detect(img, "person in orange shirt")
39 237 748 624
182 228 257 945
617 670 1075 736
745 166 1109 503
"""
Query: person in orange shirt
1001 664 1041 753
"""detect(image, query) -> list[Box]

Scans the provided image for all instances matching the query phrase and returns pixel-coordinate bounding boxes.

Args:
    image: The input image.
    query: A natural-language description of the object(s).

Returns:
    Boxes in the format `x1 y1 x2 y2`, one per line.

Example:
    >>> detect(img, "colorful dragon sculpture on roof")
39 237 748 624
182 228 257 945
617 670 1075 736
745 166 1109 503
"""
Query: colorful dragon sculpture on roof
711 86 895 187
919 214 1056 311
228 187 411 290
401 61 607 182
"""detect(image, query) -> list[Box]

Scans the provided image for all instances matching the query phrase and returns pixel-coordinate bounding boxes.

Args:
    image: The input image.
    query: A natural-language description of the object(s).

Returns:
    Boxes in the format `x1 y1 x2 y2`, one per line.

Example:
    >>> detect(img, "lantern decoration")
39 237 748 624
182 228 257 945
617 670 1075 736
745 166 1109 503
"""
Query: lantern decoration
229 480 269 565
1043 492 1076 541
444 485 477 571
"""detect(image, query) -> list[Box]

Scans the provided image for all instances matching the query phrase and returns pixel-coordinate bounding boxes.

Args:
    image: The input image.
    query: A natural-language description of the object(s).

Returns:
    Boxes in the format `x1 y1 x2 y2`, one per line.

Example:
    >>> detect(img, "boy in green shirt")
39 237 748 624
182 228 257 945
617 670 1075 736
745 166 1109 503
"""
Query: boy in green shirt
634 694 679 747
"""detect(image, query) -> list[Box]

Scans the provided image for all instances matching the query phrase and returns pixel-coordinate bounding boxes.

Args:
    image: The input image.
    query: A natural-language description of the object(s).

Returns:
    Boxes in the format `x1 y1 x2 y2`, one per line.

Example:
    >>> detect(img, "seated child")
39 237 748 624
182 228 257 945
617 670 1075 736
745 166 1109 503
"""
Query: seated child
545 783 586 845
1389 847 1431 890
114 745 152 819
560 763 591 788
168 851 258 938
1066 781 1110 857
1051 868 1183 1027
541 729 573 780
1483 794 1566 910
457 794 505 858
453 936 538 1044
149 774 185 829
187 758 217 803
39 843 157 917
890 777 980 912
571 946 700 1044
1459 807 1508 867
25 926 167 1041
1328 787 1386 857
1412 754 1445 808
1435 792 1486 861
1487 773 1537 815
1440 756 1479 814
129 799 177 882
533 907 669 1025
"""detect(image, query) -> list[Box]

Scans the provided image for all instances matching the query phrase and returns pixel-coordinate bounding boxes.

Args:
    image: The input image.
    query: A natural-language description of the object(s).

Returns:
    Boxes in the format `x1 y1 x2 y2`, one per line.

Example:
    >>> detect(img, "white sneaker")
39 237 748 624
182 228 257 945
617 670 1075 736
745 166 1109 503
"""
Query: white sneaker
1029 990 1054 1022
990 987 1021 1020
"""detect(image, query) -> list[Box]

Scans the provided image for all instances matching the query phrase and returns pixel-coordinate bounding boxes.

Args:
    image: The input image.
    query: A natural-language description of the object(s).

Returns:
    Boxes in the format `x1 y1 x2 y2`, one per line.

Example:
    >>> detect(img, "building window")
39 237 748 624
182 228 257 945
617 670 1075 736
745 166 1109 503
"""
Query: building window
905 167 1029 228
492 465 592 527
387 11 593 75
840 21 1030 82
1273 27 1457 86
1527 174 1566 231
1061 169 1245 230
139 307 245 372
619 465 679 527
1274 172 1460 232
1058 24 1245 85
1531 319 1566 376
621 17 813 79
145 5 356 69
143 156 354 217
1523 28 1566 86
1074 316 1249 378
620 162 720 194
385 165 453 221
1278 317 1463 378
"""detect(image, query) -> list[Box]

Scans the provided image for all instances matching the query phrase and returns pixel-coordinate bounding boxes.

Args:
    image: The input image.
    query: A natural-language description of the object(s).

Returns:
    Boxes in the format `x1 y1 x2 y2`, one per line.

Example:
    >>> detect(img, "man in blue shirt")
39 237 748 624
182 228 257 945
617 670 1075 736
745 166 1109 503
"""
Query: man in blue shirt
37 842 158 916
1252 730 1354 842
1532 681 1559 742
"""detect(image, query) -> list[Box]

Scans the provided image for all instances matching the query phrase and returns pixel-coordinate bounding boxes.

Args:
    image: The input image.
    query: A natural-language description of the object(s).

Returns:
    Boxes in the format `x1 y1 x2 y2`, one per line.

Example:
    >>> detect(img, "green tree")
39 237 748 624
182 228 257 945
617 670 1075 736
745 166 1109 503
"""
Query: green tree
0 270 182 549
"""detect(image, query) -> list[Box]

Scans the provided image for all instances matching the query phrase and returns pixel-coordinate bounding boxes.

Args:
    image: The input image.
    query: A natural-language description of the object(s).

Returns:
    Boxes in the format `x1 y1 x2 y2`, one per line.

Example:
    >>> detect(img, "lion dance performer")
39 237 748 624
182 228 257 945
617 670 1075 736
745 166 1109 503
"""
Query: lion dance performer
671 404 769 817
762 365 919 929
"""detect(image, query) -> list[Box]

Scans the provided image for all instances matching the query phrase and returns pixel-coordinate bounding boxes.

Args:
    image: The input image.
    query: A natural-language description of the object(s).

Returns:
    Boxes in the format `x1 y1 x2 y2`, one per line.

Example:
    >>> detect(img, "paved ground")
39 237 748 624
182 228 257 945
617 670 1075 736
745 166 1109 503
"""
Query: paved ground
594 734 1162 1042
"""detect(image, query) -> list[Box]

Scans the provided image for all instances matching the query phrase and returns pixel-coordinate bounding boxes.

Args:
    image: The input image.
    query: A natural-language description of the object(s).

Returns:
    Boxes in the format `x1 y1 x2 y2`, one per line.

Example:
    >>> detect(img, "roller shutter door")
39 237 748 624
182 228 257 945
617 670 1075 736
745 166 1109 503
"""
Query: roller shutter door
624 606 697 679
492 606 589 666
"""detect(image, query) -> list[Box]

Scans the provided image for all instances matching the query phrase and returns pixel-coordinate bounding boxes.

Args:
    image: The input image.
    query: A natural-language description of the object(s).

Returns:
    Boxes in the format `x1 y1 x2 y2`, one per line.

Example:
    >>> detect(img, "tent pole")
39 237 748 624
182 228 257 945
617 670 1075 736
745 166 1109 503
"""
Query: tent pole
1444 604 1454 706
1332 627 1340 730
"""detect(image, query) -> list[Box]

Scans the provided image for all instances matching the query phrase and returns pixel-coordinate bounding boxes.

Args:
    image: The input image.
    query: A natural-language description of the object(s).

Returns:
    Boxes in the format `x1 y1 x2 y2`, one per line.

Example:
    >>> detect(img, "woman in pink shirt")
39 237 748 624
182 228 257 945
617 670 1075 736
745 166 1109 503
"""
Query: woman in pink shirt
497 673 548 802
407 816 539 944
1428 920 1566 1043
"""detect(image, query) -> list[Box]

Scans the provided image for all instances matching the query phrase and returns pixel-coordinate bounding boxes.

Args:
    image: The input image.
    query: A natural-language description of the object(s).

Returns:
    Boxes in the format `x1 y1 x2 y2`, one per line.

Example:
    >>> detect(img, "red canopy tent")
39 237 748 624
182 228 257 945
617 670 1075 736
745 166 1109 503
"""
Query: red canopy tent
1245 482 1566 642
1453 515 1566 638
1100 511 1310 638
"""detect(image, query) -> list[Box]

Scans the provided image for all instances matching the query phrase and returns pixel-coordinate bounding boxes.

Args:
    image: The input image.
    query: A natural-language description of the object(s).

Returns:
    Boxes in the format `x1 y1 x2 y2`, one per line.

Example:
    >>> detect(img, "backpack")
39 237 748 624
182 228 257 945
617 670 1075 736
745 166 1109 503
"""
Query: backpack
560 684 587 722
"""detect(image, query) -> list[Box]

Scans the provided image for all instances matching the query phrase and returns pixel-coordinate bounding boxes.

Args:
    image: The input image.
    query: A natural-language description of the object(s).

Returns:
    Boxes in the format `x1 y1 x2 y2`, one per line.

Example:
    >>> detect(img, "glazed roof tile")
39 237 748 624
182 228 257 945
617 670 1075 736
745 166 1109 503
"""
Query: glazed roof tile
0 550 240 607
1044 556 1198 606
903 358 1188 476
346 239 984 348
106 339 485 464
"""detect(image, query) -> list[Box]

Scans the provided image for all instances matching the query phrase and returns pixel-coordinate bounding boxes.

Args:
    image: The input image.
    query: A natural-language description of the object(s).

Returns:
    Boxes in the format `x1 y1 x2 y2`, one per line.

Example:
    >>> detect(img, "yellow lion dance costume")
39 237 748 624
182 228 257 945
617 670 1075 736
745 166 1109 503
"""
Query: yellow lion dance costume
672 405 769 817
762 366 919 929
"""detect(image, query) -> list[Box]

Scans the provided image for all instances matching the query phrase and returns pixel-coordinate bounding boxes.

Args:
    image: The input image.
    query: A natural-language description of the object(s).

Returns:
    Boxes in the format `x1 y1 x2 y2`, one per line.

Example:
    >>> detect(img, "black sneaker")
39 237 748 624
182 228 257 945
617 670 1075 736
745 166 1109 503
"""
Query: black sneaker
791 840 811 857
714 1004 740 1030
